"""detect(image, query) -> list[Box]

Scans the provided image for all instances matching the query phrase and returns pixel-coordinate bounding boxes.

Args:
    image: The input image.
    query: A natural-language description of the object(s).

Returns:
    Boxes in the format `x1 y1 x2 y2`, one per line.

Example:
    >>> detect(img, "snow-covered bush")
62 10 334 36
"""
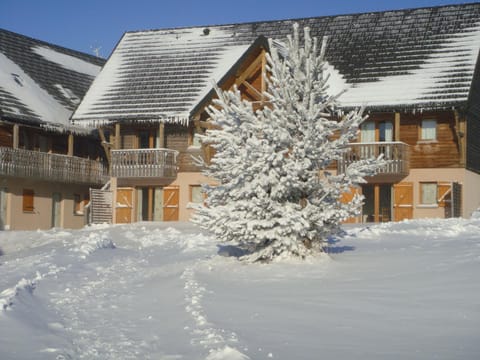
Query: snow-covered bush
193 24 385 262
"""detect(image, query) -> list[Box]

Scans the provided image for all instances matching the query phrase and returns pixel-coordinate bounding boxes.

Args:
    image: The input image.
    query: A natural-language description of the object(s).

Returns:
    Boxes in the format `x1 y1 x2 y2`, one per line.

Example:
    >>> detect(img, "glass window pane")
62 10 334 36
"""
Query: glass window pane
361 122 376 142
421 120 436 140
190 186 203 204
421 183 437 205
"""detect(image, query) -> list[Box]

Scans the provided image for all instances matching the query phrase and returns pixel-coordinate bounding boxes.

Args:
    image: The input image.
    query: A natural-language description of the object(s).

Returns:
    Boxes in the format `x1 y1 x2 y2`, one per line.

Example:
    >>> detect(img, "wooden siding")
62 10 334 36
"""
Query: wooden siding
0 127 13 147
368 111 461 169
165 124 200 172
466 56 480 173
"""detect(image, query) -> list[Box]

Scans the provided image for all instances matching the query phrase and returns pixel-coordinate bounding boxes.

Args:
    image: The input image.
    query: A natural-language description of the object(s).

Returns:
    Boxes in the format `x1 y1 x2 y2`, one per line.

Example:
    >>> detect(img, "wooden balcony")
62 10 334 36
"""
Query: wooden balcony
0 147 109 185
338 142 410 181
111 148 178 179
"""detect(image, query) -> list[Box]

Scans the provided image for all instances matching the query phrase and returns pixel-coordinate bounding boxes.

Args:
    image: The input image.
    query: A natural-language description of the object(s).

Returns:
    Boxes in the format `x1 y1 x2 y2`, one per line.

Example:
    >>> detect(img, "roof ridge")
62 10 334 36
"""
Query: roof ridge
124 2 480 35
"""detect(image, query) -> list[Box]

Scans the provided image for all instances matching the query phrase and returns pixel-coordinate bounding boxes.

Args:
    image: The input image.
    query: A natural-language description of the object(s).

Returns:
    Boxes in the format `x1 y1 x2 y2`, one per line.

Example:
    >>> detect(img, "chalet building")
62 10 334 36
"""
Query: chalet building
0 29 108 230
72 3 480 224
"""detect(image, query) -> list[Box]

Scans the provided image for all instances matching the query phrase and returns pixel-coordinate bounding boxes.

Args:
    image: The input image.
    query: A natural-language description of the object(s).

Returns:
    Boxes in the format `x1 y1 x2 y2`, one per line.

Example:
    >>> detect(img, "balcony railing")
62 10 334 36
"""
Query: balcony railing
0 147 109 185
111 148 178 179
338 142 410 177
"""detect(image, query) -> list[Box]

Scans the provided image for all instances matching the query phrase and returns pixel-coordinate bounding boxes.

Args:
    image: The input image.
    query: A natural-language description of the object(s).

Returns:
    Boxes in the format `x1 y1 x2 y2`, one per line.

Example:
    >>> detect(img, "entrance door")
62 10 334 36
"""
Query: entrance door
163 187 179 221
52 192 62 228
393 182 413 221
116 188 133 223
362 184 392 223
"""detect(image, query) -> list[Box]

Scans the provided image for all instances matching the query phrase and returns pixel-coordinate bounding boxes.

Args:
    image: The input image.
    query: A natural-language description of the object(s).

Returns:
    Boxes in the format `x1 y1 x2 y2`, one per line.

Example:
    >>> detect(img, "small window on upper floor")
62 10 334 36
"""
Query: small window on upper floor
420 119 437 141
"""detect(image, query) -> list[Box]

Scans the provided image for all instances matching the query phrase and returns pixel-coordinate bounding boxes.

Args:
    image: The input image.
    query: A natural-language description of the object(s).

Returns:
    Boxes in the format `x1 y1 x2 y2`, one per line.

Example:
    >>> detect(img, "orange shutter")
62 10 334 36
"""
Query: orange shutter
22 189 34 212
340 186 361 224
437 182 451 207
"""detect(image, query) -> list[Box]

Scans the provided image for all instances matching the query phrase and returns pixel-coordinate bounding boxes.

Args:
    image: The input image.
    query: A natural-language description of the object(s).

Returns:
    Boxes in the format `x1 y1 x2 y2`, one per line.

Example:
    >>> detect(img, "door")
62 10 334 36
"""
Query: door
163 187 179 221
116 188 133 223
393 182 413 221
52 192 62 228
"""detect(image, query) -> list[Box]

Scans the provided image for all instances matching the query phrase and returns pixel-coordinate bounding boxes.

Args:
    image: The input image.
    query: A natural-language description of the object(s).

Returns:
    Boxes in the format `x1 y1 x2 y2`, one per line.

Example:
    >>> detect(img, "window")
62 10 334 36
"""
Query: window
360 121 376 143
23 189 34 212
420 119 437 141
420 182 437 205
190 185 203 204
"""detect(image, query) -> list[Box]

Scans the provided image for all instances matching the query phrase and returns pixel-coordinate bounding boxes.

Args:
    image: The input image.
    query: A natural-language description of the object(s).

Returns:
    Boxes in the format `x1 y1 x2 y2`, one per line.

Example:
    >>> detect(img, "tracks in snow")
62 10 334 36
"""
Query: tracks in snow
182 262 250 360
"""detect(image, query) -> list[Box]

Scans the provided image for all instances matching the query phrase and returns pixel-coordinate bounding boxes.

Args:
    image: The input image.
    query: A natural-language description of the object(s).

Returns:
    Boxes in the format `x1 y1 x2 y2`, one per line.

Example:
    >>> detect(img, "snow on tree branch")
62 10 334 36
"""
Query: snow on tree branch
193 24 386 262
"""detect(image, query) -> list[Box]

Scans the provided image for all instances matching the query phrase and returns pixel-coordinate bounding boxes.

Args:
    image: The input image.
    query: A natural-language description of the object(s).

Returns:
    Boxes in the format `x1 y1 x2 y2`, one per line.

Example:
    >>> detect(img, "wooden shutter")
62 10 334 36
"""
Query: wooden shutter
393 182 413 221
340 186 361 224
23 189 34 212
163 187 179 221
437 182 452 208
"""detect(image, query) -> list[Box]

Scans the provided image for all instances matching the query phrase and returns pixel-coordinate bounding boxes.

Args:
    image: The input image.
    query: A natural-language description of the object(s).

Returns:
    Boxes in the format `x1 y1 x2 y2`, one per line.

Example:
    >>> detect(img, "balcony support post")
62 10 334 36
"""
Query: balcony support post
13 124 19 149
115 123 121 150
158 123 165 148
394 112 400 141
67 133 74 156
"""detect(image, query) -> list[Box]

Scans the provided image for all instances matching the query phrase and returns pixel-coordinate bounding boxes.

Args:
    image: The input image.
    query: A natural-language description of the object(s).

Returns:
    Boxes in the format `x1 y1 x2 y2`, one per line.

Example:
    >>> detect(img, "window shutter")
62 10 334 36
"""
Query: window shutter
23 189 34 212
437 182 452 207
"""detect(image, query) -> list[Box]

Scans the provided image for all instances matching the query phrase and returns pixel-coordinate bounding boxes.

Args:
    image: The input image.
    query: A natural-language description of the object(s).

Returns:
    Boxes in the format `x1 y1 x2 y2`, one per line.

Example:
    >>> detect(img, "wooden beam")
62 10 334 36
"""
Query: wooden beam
115 123 121 150
235 54 263 87
195 120 220 130
67 133 74 156
261 49 267 100
98 128 111 165
374 184 380 223
158 123 165 148
148 187 154 221
394 112 401 141
453 109 466 166
13 124 19 149
241 80 263 101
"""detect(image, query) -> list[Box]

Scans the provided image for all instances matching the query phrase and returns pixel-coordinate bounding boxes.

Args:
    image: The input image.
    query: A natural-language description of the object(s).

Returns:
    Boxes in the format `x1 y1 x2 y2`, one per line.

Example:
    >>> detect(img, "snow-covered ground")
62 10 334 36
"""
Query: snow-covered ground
1 219 479 360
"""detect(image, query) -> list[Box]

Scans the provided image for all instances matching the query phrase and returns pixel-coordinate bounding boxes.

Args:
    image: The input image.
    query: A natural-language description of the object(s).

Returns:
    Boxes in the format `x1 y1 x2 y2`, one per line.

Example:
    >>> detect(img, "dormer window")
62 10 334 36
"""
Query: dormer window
11 73 24 86
54 84 80 105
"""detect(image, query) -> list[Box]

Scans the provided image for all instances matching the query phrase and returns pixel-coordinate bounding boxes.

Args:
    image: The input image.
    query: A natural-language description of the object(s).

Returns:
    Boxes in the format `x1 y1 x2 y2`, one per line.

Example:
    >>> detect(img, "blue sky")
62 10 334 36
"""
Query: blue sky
0 0 475 58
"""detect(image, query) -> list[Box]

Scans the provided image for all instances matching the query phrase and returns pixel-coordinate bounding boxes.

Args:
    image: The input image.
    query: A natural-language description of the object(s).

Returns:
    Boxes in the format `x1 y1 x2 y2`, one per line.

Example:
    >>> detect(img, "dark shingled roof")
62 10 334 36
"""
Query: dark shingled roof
72 3 480 126
0 28 105 128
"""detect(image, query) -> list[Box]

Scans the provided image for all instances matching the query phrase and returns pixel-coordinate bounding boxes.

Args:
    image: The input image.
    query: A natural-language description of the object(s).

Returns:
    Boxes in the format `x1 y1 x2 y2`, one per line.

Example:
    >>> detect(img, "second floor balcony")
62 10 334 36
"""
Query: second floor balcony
0 146 109 185
338 142 410 181
111 148 179 179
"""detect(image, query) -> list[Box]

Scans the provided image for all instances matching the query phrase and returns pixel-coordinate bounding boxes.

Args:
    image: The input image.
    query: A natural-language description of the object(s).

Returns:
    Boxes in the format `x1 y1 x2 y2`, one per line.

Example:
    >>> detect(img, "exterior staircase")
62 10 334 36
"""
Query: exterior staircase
87 181 112 224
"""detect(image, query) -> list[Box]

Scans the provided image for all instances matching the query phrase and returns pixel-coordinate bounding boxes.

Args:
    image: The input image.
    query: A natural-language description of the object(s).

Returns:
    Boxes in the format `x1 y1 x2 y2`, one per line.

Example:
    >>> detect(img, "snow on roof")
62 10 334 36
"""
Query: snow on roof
0 52 71 125
72 3 480 126
338 23 480 108
72 27 250 126
32 45 101 77
0 29 105 128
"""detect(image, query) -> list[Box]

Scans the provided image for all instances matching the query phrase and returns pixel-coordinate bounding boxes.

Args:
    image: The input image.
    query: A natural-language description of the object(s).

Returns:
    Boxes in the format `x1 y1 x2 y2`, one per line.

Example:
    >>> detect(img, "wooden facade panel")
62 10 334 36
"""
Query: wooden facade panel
0 127 13 147
369 111 461 169
165 124 200 172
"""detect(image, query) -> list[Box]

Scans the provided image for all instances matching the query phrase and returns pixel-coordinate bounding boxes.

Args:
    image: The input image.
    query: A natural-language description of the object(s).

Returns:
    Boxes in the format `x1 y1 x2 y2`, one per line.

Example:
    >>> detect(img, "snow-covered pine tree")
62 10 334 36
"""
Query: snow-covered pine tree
193 24 385 262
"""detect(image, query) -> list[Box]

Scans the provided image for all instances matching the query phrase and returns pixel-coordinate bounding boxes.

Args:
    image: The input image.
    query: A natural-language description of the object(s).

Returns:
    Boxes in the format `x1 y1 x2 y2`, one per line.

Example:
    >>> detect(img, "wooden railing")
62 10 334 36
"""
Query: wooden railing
0 147 109 185
338 142 410 177
111 148 178 179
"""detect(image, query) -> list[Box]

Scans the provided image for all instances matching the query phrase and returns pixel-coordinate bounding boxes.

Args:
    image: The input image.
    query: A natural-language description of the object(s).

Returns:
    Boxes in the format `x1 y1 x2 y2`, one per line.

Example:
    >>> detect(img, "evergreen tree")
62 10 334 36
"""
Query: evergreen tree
193 24 385 262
